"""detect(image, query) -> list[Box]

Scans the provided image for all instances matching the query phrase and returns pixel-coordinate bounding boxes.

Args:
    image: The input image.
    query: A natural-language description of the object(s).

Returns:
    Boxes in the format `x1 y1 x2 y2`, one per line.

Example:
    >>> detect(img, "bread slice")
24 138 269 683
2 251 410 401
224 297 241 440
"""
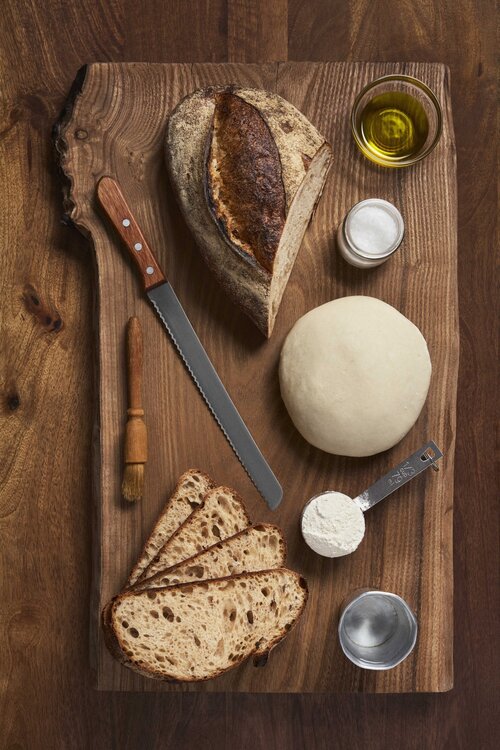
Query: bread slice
166 86 333 337
125 469 214 587
133 524 286 592
138 486 251 581
103 568 308 681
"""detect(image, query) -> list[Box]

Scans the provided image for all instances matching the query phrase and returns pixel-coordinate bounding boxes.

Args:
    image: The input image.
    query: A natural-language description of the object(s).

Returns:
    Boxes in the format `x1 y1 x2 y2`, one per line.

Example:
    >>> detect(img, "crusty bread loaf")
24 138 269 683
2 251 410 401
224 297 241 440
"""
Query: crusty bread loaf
139 487 251 581
125 469 214 587
133 524 286 592
103 568 308 681
166 86 332 337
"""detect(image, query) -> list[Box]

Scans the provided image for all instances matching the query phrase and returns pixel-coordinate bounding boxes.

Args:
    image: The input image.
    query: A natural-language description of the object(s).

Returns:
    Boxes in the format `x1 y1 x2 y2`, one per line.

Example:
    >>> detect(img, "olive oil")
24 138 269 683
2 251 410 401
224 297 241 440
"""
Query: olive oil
359 91 429 162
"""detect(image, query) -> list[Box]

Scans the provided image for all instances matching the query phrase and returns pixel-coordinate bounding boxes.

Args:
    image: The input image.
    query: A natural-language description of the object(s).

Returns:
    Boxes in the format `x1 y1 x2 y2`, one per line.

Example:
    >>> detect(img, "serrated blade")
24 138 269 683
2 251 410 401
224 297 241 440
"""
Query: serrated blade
148 282 282 510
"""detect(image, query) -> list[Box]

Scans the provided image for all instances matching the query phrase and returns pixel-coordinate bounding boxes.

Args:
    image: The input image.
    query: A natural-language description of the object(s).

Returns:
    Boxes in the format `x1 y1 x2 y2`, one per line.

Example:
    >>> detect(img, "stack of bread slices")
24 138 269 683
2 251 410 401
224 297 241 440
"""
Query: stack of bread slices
103 469 308 682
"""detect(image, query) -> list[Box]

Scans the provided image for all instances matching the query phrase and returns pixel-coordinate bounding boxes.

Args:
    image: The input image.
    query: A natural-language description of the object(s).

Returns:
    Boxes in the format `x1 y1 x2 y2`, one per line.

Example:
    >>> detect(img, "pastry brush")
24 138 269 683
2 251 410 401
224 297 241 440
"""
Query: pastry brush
122 316 147 502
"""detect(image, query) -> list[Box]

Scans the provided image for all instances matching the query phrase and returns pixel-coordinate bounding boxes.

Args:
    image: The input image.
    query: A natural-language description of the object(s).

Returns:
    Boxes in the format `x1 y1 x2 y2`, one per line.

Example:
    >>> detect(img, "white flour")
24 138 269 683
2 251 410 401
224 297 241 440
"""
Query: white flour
301 491 365 558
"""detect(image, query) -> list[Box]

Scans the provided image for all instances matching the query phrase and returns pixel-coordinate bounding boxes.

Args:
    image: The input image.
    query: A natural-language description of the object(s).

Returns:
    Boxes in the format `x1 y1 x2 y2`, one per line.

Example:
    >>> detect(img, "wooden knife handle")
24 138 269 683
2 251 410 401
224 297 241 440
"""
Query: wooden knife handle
126 316 143 411
97 176 166 292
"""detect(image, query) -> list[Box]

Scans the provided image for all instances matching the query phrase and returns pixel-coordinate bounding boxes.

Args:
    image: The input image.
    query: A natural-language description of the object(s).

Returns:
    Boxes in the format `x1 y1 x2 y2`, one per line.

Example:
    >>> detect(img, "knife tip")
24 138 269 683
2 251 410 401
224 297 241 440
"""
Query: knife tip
263 483 283 511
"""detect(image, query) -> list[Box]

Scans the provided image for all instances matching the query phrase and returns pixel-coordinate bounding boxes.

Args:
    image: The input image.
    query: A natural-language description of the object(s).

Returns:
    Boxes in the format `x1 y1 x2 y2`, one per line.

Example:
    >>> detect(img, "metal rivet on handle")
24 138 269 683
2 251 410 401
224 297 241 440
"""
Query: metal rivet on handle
134 242 142 251
423 448 440 471
122 219 131 227
146 266 154 275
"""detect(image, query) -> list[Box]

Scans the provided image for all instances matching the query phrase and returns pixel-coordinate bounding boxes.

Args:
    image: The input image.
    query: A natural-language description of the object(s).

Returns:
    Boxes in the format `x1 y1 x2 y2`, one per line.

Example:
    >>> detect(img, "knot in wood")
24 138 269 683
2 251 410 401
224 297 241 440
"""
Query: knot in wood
6 392 20 411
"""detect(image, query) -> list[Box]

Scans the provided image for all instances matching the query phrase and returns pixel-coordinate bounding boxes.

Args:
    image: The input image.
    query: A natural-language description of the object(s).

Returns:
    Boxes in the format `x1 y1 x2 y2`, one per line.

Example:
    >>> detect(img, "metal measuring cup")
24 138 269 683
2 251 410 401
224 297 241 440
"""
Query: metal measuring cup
300 440 443 557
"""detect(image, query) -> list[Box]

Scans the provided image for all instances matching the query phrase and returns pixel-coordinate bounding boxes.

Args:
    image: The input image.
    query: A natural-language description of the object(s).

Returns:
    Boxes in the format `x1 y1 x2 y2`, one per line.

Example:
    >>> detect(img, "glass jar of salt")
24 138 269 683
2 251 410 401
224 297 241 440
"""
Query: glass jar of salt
336 198 404 268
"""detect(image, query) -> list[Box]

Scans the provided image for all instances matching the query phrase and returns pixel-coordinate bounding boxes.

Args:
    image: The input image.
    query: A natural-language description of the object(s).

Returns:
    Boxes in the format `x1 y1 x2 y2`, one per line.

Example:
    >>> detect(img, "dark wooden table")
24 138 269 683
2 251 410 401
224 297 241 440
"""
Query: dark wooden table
0 1 497 748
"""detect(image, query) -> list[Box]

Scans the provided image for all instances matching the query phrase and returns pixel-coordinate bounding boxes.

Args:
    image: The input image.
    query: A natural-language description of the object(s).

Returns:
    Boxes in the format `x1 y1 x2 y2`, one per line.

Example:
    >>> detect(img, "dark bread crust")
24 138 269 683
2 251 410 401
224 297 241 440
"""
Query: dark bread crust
132 523 287 591
103 568 308 683
205 92 286 273
102 600 178 683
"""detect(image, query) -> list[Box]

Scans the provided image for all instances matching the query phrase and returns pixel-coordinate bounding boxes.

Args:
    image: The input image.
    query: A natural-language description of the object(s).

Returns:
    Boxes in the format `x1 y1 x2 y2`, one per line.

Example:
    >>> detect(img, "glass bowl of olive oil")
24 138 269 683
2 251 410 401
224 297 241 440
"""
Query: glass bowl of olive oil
351 75 442 167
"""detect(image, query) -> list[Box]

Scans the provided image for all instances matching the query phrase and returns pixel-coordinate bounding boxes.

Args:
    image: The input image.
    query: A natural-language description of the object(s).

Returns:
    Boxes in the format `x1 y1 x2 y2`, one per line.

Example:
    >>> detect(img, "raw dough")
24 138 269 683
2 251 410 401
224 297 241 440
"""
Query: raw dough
279 296 431 457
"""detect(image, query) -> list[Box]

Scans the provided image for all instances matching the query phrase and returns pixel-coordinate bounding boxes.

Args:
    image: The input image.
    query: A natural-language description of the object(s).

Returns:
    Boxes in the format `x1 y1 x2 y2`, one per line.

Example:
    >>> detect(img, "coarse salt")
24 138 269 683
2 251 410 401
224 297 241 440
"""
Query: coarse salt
337 198 404 268
348 204 399 255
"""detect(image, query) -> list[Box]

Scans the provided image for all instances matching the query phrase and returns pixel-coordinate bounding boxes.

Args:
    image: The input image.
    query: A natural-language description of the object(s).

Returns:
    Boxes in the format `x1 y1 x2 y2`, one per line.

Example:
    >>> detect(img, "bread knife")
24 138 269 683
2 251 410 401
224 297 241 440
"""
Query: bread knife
96 176 282 510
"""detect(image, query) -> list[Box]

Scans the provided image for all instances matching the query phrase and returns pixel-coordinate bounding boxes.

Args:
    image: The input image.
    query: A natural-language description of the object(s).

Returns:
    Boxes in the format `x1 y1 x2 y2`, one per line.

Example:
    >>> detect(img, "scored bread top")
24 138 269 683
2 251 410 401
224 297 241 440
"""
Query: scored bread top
125 469 215 587
104 568 308 682
133 523 286 591
206 92 286 273
138 486 251 582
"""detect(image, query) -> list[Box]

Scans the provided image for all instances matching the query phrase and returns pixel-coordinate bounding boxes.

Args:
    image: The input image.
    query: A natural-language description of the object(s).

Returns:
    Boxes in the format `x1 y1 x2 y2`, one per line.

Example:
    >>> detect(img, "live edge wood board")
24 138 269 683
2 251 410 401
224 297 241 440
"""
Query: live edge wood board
54 62 458 693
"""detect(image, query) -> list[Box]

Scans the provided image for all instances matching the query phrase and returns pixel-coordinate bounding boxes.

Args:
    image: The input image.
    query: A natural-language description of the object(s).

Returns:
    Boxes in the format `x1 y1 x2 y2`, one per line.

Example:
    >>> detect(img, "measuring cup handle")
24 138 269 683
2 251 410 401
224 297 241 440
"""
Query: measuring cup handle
353 441 443 512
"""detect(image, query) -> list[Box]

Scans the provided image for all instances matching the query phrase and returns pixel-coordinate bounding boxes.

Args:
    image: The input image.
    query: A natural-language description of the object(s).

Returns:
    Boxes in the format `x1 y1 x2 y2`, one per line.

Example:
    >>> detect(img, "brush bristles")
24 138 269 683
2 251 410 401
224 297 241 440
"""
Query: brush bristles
122 463 145 502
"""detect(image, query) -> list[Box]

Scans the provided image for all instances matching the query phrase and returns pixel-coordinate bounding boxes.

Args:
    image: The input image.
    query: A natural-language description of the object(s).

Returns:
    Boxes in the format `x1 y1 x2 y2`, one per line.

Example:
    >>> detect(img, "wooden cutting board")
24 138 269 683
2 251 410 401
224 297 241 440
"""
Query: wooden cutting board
54 61 458 693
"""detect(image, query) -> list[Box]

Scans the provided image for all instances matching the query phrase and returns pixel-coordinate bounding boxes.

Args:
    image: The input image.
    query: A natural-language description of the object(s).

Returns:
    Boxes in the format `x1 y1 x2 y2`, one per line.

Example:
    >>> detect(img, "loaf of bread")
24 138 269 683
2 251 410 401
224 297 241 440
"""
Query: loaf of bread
125 469 214 587
166 86 332 337
103 569 308 681
133 524 286 591
138 487 251 581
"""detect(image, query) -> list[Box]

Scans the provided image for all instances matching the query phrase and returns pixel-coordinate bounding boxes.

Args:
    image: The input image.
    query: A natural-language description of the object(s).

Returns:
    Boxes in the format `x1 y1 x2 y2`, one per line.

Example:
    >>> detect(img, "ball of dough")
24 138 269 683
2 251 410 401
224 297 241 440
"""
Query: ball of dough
279 296 431 457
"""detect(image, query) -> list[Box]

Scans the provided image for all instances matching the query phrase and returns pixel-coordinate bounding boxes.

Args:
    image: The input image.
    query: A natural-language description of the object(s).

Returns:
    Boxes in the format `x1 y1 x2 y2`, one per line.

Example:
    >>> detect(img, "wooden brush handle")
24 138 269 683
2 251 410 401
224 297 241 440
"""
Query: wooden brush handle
97 176 166 292
126 316 143 411
125 316 147 463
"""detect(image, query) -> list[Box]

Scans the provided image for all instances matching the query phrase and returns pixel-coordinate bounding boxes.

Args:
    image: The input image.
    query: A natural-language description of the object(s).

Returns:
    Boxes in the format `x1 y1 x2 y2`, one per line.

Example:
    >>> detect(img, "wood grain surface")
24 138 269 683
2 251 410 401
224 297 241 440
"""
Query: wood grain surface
54 60 457 694
0 0 497 747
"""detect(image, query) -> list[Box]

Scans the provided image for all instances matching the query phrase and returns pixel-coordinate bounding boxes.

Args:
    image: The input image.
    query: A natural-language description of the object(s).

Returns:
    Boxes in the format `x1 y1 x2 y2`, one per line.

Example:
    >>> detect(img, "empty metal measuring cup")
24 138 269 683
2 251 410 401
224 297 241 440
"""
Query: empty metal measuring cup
338 589 418 670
